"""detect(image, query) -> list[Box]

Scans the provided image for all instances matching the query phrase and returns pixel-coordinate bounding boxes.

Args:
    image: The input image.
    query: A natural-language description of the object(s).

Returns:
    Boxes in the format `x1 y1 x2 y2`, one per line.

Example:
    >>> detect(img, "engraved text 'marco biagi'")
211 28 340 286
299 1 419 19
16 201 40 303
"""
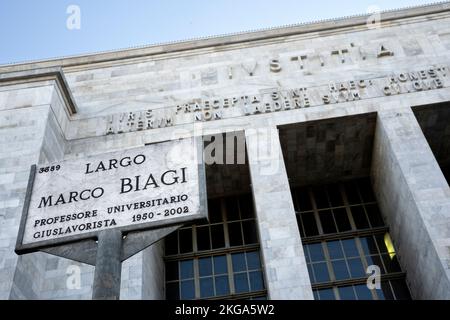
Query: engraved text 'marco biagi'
84 153 189 193
119 167 187 194
37 152 189 209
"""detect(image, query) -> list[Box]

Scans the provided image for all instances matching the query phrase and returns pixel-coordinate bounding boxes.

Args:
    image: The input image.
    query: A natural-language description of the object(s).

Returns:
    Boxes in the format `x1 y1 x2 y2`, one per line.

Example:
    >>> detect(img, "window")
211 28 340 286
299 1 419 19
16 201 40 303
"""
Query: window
165 194 266 300
293 177 411 300
442 165 450 185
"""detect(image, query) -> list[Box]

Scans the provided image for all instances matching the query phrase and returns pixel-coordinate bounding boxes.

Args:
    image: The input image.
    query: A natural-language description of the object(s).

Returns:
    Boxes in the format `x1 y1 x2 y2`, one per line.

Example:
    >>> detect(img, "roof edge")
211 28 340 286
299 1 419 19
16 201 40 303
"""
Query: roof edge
0 67 78 114
1 1 450 72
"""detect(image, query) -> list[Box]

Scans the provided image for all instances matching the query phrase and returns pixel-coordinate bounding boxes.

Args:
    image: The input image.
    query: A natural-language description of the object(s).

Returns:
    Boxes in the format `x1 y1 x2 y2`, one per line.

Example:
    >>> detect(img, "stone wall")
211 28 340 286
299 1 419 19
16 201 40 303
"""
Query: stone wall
372 108 450 299
0 86 54 298
0 4 450 299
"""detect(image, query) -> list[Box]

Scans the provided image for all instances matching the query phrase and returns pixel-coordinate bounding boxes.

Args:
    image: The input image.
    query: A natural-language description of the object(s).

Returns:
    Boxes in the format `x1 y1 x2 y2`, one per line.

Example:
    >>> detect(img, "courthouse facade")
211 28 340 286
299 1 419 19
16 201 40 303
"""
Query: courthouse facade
1 3 450 300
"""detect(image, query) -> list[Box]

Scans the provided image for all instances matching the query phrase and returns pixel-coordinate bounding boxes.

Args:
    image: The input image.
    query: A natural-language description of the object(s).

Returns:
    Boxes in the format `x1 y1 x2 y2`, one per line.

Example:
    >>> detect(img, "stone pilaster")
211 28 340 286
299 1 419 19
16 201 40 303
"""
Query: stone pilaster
0 104 50 299
142 241 165 300
245 127 313 300
372 107 450 299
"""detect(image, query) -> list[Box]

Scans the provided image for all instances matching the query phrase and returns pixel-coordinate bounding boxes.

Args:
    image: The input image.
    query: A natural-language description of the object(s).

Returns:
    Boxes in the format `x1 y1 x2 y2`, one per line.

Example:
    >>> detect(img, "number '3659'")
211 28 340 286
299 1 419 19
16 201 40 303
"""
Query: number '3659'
39 165 60 173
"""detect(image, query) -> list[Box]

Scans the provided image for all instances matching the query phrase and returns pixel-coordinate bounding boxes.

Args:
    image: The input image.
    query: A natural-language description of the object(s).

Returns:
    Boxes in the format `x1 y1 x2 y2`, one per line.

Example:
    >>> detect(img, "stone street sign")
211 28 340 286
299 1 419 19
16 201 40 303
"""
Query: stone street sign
16 137 207 253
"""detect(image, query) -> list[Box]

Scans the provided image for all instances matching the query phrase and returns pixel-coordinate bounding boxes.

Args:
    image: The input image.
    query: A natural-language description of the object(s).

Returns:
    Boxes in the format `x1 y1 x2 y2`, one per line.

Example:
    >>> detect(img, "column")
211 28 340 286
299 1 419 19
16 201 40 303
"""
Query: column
0 105 50 299
372 107 450 299
245 127 313 300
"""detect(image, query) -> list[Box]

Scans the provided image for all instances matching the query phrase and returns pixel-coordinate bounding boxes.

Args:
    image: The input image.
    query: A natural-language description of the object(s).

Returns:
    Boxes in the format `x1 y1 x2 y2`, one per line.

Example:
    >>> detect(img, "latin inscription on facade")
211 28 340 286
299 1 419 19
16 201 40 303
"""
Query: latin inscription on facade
105 65 448 135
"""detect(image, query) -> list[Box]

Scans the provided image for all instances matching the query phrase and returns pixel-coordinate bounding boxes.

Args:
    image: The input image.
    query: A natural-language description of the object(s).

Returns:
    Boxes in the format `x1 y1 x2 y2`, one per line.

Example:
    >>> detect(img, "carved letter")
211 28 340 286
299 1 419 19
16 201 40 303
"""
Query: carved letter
331 48 349 63
291 55 308 69
241 61 258 76
270 59 282 73
377 45 394 58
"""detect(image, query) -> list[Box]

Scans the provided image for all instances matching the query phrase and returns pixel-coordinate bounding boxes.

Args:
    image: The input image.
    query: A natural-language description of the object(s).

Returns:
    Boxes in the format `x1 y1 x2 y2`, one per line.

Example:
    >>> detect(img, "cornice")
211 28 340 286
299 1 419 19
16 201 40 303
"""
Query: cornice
0 2 449 73
0 67 78 115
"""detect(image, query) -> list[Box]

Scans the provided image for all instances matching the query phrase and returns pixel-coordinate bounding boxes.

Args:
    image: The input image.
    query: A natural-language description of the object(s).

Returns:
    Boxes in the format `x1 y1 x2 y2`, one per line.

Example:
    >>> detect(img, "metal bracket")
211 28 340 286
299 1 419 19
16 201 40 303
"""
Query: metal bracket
40 224 182 266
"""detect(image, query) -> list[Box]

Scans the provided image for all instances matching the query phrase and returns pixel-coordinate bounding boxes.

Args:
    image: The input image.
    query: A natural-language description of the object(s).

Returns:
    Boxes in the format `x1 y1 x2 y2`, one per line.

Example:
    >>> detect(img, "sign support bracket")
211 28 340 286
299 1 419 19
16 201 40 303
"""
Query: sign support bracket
15 138 208 299
92 229 123 300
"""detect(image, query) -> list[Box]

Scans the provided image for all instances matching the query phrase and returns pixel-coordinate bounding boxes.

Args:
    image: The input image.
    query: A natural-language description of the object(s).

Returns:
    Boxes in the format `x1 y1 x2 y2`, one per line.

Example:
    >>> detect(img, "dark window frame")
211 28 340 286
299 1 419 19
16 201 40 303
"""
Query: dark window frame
292 177 412 300
164 194 267 300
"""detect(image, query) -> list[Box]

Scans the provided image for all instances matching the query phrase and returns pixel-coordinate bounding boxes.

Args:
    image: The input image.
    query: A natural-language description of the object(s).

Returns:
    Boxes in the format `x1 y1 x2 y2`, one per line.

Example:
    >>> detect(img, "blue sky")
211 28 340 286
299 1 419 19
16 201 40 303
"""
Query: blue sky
0 0 436 65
